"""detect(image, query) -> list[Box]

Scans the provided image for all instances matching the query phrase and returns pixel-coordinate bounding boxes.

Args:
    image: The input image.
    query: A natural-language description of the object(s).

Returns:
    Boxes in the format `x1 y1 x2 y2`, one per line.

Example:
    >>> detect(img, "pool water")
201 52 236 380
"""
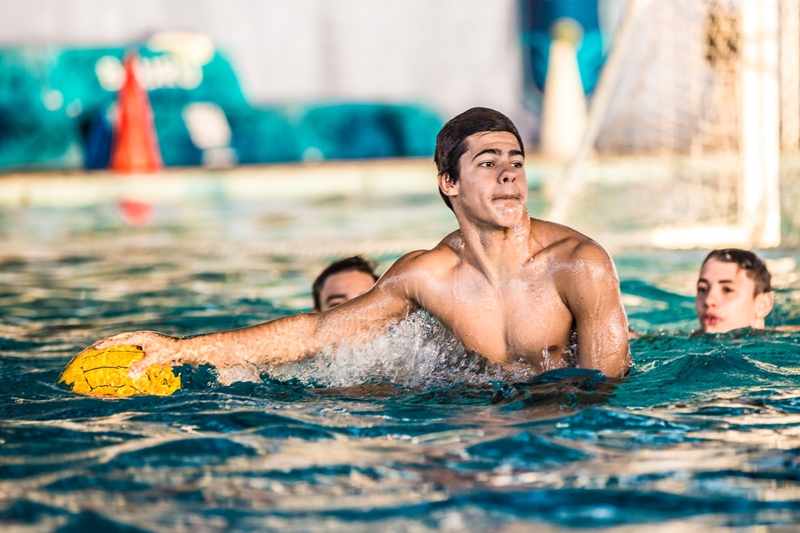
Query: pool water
2 192 800 532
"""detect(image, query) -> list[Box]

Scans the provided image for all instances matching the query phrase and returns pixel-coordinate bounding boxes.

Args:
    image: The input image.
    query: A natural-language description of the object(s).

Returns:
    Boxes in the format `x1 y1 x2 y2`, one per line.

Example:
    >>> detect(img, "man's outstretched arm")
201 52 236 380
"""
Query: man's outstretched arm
560 242 631 378
93 253 422 376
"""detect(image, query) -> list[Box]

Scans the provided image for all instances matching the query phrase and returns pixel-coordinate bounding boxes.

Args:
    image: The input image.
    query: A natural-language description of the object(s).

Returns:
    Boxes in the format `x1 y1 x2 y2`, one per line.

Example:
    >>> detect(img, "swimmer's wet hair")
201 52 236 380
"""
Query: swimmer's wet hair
434 107 524 211
703 248 771 295
312 256 379 311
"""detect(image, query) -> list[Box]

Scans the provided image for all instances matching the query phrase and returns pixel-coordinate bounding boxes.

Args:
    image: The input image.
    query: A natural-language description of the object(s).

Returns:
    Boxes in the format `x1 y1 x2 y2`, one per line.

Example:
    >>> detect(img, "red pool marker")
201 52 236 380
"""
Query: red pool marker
118 198 153 226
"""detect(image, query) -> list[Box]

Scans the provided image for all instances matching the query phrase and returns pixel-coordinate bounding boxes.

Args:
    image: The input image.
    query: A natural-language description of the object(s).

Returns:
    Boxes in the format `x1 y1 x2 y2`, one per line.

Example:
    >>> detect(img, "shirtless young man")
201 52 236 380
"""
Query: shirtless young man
94 107 631 378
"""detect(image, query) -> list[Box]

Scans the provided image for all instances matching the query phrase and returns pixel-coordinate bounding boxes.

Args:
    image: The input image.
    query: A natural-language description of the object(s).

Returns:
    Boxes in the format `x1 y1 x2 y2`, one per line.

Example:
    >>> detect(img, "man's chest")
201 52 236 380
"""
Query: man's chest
416 276 574 364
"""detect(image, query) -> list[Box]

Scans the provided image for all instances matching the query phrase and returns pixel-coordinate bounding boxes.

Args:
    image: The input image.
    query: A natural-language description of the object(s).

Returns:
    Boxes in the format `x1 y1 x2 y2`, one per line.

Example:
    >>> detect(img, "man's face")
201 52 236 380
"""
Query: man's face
695 259 773 333
316 270 376 312
439 131 527 228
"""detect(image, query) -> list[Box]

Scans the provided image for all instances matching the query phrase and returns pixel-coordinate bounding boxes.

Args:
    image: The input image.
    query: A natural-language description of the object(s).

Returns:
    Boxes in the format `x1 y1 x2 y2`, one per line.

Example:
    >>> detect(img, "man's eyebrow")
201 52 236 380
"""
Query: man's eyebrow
697 278 734 285
472 148 500 161
324 293 347 304
471 148 525 161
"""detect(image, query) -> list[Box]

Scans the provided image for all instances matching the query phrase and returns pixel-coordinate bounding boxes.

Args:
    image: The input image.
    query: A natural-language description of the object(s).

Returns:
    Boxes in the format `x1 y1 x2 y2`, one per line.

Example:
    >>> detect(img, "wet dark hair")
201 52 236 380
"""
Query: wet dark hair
702 248 771 295
312 256 378 311
433 107 524 211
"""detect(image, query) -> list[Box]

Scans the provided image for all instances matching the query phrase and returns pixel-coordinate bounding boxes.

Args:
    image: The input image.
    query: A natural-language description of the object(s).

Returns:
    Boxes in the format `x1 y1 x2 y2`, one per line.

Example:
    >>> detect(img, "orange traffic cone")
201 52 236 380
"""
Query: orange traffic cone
110 52 162 173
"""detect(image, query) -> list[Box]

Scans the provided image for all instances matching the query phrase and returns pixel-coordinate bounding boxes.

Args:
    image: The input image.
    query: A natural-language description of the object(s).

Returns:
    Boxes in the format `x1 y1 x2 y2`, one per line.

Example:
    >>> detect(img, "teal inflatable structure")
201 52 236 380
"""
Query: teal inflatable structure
0 43 442 171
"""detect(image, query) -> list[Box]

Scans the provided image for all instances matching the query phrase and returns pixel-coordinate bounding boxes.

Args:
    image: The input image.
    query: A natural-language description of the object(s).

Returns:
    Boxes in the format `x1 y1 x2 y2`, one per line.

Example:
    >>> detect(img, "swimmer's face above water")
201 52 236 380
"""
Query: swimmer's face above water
315 270 376 312
438 131 528 228
695 258 773 333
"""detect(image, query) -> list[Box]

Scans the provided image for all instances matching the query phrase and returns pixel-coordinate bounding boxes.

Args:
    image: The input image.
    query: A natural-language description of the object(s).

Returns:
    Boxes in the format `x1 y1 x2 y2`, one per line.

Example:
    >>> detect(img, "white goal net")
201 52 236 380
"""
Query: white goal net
545 0 799 250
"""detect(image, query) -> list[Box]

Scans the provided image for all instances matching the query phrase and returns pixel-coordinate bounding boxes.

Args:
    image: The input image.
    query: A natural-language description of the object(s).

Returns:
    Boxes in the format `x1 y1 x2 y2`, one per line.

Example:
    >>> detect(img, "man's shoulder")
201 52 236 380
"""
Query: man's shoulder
532 219 623 312
531 218 610 265
383 232 461 280
401 234 460 270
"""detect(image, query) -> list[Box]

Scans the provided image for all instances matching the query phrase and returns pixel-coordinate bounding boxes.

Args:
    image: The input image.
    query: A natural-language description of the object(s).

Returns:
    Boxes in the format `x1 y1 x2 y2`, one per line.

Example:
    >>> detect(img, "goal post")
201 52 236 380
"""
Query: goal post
739 0 781 248
781 0 800 152
543 0 787 250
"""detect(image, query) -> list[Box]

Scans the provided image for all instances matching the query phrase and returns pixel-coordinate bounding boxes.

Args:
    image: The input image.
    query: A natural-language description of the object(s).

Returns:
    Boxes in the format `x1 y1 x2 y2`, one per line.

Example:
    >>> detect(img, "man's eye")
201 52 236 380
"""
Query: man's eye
723 287 733 293
511 161 523 168
697 286 707 294
479 161 493 167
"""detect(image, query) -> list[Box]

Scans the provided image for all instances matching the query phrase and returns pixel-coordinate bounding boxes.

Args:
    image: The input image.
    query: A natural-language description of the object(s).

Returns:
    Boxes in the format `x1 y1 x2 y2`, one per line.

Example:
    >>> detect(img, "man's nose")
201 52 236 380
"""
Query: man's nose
704 288 720 306
499 164 516 183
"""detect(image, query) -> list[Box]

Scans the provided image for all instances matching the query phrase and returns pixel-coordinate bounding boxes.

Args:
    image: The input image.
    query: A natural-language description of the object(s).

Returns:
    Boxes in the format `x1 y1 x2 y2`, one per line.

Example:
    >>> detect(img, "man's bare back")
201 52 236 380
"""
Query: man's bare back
93 108 631 379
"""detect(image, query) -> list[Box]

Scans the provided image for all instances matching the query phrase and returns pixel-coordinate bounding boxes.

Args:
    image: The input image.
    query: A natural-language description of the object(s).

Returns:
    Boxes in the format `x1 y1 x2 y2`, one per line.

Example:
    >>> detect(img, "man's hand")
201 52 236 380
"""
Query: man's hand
94 330 263 382
92 330 184 378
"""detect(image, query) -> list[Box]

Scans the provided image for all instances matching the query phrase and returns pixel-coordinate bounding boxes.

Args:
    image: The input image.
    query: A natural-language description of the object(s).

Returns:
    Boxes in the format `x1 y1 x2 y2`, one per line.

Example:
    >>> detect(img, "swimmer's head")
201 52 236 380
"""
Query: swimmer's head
695 248 773 333
312 256 379 312
434 107 524 211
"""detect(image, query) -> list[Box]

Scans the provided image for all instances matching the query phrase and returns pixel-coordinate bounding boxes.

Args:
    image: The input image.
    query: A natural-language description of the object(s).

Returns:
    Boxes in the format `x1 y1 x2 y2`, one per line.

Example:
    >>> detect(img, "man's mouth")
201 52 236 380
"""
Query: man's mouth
702 314 721 327
493 194 520 201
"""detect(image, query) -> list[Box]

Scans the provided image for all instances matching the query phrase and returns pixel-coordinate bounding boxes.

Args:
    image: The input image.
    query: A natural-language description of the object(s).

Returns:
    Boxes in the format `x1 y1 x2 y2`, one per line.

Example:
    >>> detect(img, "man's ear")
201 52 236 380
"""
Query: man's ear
755 291 774 320
438 173 458 200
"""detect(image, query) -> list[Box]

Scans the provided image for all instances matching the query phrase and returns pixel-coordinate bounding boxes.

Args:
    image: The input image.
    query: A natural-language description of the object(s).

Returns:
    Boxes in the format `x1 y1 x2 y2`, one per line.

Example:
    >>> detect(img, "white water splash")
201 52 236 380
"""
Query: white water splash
266 310 539 387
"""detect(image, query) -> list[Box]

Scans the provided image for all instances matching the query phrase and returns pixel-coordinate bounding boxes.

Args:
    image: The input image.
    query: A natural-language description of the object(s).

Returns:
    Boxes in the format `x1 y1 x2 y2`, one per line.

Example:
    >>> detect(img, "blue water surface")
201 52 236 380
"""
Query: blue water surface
2 198 800 532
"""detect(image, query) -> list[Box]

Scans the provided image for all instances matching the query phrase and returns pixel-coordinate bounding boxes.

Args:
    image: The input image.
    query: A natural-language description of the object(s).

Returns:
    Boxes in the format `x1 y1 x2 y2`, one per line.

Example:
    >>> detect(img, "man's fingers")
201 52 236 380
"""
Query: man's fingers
92 333 137 350
92 331 155 350
128 361 147 378
128 353 172 379
89 330 179 378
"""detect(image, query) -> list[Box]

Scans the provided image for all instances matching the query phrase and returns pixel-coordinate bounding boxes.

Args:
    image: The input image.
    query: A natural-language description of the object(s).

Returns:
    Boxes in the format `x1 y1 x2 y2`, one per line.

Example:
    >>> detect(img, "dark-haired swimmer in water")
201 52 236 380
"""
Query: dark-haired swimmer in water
695 248 799 334
629 248 800 339
311 256 378 313
92 107 632 379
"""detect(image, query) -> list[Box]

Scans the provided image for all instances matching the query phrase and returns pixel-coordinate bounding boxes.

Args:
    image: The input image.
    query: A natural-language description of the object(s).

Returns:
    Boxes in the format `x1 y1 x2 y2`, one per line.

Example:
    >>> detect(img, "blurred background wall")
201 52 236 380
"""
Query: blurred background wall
0 0 532 133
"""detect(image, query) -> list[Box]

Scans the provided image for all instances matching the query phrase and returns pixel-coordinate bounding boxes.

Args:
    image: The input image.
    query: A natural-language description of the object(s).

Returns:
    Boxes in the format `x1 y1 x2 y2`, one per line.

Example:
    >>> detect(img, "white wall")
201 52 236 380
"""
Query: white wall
0 0 537 137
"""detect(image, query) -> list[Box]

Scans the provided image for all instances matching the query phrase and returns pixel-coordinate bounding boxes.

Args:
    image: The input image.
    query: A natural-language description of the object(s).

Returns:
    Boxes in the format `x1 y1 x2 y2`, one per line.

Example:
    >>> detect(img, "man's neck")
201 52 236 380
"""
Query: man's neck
455 213 535 283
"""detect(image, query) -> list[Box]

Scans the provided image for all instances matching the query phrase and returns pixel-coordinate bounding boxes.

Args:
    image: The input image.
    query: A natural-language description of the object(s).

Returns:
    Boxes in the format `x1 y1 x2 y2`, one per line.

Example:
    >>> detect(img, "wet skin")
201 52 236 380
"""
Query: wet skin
314 270 376 312
96 131 631 378
696 259 774 333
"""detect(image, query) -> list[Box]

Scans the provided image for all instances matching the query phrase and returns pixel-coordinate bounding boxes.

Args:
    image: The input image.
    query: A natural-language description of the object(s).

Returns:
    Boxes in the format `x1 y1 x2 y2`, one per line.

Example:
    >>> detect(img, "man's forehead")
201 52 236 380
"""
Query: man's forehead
322 269 375 290
699 259 752 284
464 131 522 152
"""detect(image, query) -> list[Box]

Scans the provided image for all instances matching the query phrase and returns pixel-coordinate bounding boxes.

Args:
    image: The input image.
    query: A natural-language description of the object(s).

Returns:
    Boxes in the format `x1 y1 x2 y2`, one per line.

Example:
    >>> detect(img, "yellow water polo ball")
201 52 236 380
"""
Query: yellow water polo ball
59 344 181 397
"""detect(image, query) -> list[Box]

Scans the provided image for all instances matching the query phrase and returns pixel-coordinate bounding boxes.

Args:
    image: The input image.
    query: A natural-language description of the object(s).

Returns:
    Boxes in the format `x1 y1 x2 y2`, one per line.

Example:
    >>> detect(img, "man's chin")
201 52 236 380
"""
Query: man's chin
702 322 747 334
491 207 527 227
458 204 528 230
700 317 723 333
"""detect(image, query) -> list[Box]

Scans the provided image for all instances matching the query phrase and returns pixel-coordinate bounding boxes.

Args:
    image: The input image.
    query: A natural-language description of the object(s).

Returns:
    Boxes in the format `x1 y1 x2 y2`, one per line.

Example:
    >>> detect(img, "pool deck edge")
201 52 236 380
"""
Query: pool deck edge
0 158 442 207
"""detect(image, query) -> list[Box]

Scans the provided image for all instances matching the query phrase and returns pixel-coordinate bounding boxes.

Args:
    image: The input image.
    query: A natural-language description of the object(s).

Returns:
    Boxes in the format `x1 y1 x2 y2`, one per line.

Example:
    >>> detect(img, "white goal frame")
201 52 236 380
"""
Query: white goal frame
545 0 784 250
